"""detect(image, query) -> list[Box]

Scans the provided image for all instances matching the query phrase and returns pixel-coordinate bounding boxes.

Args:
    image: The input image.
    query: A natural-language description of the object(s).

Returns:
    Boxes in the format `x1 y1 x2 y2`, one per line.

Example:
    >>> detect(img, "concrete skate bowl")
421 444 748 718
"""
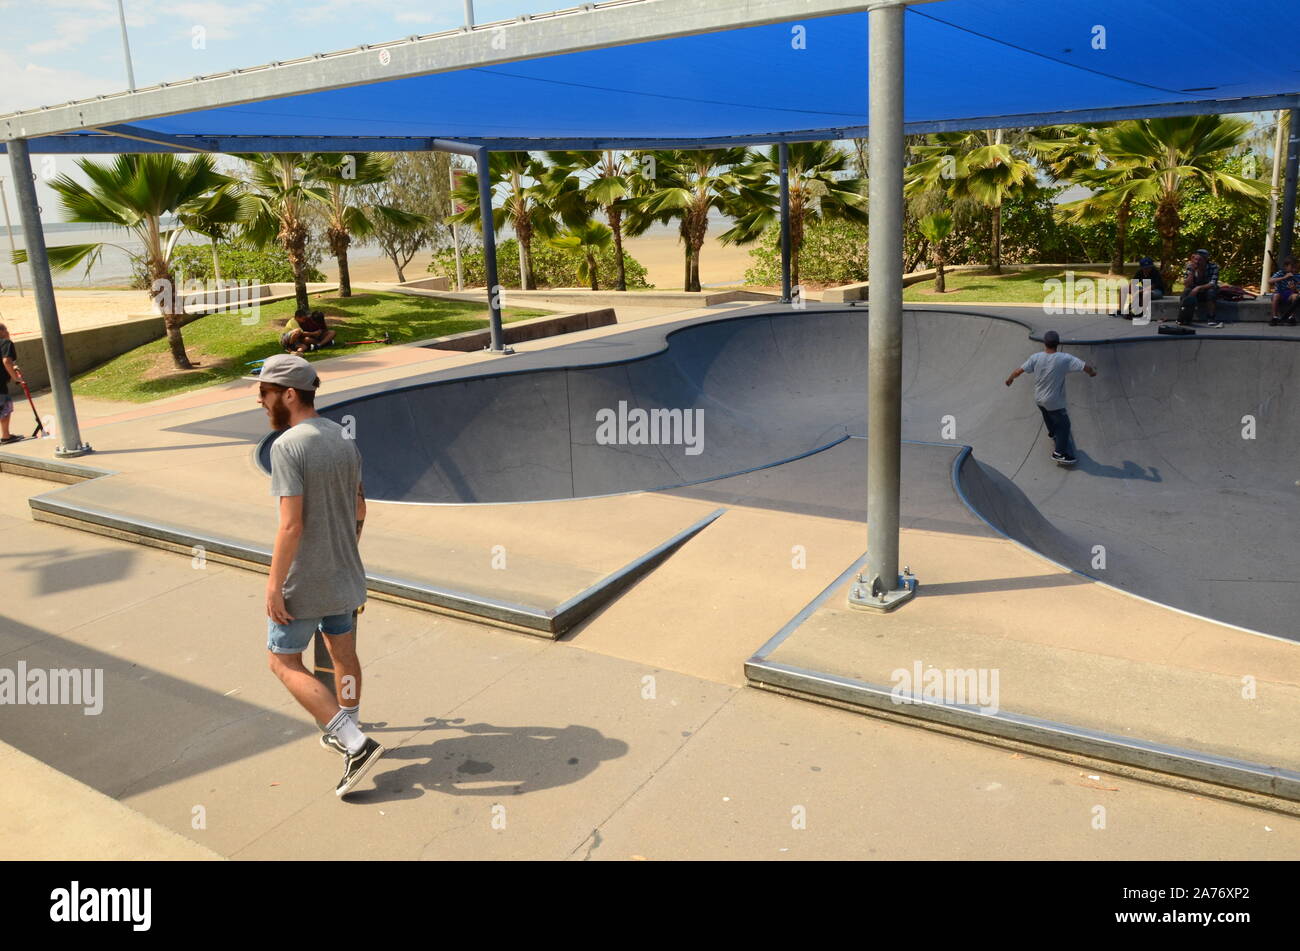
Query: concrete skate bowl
256 308 1299 638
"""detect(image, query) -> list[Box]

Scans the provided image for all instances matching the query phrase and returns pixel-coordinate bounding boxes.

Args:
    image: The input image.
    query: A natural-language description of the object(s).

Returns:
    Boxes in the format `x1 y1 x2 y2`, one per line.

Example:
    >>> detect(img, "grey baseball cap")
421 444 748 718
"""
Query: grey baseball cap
244 353 319 389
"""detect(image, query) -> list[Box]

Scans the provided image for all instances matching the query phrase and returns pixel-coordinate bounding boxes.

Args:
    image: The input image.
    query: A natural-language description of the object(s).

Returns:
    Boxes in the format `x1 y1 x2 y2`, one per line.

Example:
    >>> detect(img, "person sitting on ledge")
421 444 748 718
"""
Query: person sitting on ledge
1114 256 1165 318
1176 249 1222 328
293 309 337 351
1266 256 1300 327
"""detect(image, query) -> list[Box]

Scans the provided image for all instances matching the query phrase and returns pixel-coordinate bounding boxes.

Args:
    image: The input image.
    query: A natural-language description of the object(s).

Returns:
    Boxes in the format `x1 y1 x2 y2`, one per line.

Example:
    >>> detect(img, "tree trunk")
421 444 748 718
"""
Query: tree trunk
934 251 946 293
990 204 1002 274
210 238 223 285
588 253 599 291
608 207 626 291
906 237 930 276
790 209 805 294
1111 196 1132 275
682 233 693 291
162 313 192 369
1156 197 1181 286
281 216 310 314
388 253 406 284
328 226 353 297
153 259 193 370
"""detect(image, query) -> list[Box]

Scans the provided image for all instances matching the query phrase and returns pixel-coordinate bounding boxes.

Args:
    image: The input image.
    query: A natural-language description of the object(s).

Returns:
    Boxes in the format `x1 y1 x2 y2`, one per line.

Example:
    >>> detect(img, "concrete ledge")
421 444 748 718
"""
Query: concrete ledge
0 450 113 483
400 287 779 308
398 275 450 291
746 656 1300 807
0 740 223 860
822 262 1141 303
1151 297 1276 323
27 486 722 638
421 308 618 351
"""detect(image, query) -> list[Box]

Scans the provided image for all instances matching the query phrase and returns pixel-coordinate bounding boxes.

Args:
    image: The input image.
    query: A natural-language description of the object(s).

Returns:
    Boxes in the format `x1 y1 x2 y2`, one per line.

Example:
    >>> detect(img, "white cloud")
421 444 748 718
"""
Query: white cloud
167 2 268 42
0 50 118 114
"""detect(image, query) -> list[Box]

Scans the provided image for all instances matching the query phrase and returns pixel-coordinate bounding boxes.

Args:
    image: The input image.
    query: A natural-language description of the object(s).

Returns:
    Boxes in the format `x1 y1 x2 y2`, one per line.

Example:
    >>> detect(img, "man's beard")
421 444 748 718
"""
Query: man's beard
268 398 291 431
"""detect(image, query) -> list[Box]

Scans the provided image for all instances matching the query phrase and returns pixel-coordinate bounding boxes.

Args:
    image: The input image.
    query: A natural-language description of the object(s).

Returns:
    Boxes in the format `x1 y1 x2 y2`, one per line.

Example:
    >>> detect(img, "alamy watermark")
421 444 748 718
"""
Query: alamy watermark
50 882 150 931
1043 272 1153 325
595 401 704 456
0 663 103 715
890 660 1000 715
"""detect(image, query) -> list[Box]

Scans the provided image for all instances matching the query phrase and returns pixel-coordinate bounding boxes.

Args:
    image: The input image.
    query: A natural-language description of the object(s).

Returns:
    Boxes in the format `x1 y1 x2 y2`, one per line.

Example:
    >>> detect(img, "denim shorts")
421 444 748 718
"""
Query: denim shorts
267 611 355 654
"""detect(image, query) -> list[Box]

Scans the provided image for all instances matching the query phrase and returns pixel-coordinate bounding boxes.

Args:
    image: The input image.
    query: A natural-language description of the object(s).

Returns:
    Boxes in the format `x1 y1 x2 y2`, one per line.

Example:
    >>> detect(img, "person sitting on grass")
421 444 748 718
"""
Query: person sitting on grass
293 309 337 351
1176 249 1222 328
1115 256 1165 318
1266 256 1300 327
280 327 309 354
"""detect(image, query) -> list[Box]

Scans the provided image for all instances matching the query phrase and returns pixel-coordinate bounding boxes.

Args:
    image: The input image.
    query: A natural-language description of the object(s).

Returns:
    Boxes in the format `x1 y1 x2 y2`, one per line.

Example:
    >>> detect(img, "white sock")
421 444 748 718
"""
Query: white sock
341 704 359 726
326 708 367 754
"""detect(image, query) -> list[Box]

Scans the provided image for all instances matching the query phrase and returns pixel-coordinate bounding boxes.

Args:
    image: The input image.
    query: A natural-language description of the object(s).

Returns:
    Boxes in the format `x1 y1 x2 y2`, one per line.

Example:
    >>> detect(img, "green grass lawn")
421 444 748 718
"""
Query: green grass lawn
902 266 1117 303
73 291 550 403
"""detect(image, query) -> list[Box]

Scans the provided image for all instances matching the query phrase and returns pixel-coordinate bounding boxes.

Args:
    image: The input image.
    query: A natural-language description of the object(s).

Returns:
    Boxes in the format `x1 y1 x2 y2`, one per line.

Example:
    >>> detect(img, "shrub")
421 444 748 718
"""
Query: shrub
429 237 652 289
132 241 326 289
744 217 871 286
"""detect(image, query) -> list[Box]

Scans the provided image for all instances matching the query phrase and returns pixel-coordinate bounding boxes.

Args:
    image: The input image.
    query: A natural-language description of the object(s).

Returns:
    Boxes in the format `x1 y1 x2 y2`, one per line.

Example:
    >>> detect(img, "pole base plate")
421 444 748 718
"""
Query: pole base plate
848 572 918 612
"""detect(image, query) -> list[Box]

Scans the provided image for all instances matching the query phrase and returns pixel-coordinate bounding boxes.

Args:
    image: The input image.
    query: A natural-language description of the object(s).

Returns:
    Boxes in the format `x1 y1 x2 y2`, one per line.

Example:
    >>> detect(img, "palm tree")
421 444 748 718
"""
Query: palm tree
234 153 330 314
625 148 770 292
547 221 614 290
917 212 954 292
1032 124 1145 274
1052 117 1267 283
177 183 249 285
907 130 1036 273
743 142 868 289
544 151 638 290
307 153 427 297
14 153 237 369
449 152 555 290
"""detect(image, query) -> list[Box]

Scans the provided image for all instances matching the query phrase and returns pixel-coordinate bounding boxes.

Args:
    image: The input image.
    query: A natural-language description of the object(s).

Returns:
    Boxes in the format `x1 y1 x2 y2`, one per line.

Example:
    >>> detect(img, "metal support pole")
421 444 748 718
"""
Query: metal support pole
6 139 90 457
450 161 464 292
464 0 476 28
1260 112 1285 297
1279 109 1299 263
0 175 24 296
476 147 507 353
115 0 136 91
779 141 792 303
851 1 915 612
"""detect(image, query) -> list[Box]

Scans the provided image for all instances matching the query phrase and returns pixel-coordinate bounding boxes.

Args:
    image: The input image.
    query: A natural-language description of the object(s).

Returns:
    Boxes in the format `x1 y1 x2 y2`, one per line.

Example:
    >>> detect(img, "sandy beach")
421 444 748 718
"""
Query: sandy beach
328 230 756 290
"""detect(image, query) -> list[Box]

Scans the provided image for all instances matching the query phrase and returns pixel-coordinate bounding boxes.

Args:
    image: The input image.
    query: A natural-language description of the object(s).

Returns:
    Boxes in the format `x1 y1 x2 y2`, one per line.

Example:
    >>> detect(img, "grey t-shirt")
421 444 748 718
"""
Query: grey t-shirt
1021 350 1086 411
269 416 367 617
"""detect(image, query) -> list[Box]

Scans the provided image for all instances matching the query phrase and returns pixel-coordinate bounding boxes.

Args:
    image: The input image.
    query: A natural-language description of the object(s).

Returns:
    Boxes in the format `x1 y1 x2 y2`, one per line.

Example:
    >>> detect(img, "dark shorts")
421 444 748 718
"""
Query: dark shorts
0 394 11 420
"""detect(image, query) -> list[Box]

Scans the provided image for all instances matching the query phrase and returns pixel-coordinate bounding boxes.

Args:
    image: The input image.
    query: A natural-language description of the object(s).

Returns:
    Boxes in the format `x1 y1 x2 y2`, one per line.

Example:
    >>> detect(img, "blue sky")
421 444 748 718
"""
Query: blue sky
0 1 563 221
0 0 562 114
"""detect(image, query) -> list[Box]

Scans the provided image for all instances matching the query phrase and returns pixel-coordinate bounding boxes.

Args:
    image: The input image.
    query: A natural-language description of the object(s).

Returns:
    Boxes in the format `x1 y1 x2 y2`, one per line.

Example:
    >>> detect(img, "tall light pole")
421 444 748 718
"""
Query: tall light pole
0 172 24 296
1259 111 1285 298
115 0 136 91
